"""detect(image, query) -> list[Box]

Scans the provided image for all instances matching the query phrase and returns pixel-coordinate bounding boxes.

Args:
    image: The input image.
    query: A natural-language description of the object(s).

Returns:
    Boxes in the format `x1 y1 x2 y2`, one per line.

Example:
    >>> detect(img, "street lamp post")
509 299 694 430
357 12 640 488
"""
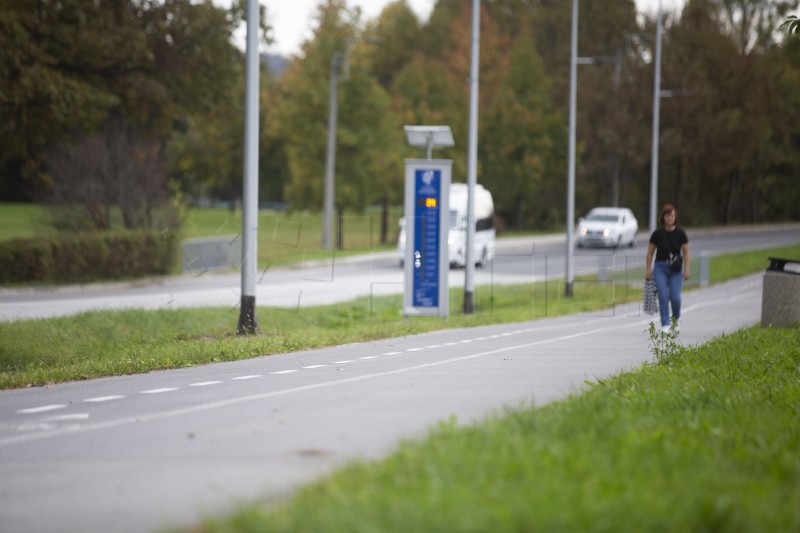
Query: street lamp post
649 0 663 235
322 52 341 251
237 0 260 334
464 0 480 315
566 0 578 298
567 0 629 297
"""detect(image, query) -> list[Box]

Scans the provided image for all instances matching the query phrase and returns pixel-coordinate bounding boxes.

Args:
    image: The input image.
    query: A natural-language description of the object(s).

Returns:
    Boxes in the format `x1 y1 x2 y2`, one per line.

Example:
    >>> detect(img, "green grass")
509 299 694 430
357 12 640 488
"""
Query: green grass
0 279 628 389
709 245 800 283
188 325 800 533
0 203 55 241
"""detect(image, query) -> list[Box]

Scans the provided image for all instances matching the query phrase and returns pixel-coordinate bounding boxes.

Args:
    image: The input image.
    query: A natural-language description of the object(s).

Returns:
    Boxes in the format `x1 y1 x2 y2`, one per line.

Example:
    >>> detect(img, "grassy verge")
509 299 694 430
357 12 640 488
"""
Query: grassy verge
189 325 800 533
2 244 799 389
0 280 627 389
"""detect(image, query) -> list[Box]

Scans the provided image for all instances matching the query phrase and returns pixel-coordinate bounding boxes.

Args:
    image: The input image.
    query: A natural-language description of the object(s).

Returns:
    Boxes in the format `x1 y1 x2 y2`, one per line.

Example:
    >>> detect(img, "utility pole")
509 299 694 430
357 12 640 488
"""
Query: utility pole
649 0 663 235
237 0 260 334
565 0 579 298
566 0 625 297
322 52 341 250
464 0 480 315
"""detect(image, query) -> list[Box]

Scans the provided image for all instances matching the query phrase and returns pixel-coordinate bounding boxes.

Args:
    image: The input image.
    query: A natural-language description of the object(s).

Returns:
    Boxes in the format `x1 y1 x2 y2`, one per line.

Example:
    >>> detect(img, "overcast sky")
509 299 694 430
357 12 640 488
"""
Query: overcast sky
237 0 686 57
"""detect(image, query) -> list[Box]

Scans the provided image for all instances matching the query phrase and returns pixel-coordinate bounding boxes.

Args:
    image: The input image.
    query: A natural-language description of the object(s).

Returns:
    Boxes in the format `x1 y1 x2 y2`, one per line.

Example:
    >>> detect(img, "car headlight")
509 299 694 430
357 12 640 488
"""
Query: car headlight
603 228 610 237
580 227 587 236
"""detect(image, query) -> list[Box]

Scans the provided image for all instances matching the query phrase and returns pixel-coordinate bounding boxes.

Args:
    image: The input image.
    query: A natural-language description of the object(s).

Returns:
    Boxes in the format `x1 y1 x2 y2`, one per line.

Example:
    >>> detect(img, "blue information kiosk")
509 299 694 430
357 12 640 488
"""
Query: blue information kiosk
403 159 452 318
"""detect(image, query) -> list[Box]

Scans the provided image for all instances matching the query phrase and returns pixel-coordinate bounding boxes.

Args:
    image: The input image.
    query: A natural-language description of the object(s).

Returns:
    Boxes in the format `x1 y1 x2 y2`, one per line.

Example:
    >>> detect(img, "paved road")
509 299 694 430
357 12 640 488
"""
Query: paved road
0 272 765 533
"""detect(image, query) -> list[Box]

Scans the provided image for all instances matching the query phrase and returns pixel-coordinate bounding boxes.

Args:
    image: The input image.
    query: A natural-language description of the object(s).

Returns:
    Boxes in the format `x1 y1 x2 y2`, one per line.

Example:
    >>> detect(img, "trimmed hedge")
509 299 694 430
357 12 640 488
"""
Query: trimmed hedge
0 230 177 284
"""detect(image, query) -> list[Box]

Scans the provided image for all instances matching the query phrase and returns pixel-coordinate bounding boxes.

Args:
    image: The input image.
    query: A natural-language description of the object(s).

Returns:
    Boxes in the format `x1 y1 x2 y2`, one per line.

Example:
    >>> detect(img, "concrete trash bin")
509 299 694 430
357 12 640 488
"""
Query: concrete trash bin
761 257 800 328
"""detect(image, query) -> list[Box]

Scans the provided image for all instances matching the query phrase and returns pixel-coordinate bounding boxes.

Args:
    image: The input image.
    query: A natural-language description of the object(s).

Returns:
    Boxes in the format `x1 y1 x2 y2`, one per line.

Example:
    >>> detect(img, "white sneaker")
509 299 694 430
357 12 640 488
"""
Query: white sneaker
661 325 671 333
672 320 681 332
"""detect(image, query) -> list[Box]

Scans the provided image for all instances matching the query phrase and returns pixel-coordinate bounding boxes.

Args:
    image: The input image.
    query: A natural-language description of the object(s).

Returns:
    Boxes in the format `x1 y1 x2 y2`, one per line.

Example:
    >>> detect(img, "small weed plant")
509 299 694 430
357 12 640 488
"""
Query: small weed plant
647 317 685 364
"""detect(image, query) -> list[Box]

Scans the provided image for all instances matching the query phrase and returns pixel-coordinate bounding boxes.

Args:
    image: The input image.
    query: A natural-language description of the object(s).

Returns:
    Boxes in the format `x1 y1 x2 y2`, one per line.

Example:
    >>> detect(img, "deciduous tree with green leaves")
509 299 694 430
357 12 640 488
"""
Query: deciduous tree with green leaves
275 0 402 246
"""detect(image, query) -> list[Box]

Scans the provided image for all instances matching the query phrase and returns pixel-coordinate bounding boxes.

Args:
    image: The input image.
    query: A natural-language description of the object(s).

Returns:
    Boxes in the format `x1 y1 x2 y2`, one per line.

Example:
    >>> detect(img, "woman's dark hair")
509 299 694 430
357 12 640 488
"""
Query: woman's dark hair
660 204 676 226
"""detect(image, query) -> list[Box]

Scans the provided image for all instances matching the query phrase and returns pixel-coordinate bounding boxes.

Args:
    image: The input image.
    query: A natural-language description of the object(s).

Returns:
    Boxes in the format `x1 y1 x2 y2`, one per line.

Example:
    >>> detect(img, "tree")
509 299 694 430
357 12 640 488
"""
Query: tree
275 0 403 247
482 37 559 230
363 1 422 88
712 0 797 54
657 0 788 223
0 0 266 202
41 118 174 232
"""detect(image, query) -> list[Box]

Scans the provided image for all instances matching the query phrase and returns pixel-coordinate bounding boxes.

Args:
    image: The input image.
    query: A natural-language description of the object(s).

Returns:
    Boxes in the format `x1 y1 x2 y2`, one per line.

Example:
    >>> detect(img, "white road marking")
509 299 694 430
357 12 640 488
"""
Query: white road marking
231 375 262 380
140 388 178 395
333 360 354 364
84 395 125 403
189 381 222 387
382 352 402 356
17 405 68 415
270 370 297 375
303 365 327 369
359 356 380 360
443 342 458 346
425 345 441 349
42 413 90 422
405 347 423 352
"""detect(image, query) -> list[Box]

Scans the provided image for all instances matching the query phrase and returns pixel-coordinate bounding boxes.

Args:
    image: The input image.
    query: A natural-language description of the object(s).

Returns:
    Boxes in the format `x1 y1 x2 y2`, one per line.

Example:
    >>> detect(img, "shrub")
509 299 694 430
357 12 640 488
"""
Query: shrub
0 230 177 285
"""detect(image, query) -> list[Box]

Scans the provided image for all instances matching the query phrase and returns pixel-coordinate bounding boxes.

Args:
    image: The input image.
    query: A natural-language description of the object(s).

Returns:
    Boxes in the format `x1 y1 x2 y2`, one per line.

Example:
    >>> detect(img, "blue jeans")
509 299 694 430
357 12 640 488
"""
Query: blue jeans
652 261 683 327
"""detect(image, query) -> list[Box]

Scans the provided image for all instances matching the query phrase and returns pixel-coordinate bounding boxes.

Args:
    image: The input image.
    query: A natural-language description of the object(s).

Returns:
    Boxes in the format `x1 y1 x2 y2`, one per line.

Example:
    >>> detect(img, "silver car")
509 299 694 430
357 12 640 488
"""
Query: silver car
576 207 639 248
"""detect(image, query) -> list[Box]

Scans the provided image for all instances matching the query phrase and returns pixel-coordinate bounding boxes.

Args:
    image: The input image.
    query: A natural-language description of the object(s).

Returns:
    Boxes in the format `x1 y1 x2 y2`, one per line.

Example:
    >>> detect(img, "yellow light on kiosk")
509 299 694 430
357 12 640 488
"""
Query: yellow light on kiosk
425 198 437 208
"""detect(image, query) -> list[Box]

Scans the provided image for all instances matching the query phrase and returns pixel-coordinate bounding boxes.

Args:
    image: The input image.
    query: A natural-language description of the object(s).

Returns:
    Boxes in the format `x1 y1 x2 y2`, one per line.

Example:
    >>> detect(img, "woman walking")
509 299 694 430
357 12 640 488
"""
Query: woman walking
645 204 690 333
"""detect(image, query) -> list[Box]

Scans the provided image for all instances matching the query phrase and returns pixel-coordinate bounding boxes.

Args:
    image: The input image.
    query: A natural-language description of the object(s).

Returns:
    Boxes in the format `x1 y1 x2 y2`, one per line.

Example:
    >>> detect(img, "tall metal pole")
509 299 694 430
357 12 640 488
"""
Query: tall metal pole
237 0 260 334
464 0 480 315
565 0 578 298
322 52 340 250
649 0 663 234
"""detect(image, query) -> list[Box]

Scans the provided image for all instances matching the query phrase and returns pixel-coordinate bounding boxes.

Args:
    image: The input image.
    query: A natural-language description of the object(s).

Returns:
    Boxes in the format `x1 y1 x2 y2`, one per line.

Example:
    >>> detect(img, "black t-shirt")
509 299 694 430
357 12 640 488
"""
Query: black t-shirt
649 227 688 261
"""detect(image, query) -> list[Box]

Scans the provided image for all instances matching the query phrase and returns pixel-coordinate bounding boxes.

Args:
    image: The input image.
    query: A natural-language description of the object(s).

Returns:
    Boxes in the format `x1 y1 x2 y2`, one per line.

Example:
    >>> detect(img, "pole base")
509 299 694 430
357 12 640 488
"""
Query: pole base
463 291 474 315
237 295 258 335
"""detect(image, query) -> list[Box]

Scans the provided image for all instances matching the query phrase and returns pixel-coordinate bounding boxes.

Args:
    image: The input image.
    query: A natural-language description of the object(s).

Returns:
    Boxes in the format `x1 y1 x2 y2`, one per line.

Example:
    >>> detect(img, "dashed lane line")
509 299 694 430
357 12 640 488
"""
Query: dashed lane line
84 395 125 403
41 413 90 422
10 328 553 418
17 405 68 415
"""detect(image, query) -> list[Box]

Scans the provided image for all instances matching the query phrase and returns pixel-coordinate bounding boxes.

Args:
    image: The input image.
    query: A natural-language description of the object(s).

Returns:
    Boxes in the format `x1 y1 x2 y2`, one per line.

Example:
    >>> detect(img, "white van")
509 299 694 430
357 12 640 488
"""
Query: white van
398 183 496 268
